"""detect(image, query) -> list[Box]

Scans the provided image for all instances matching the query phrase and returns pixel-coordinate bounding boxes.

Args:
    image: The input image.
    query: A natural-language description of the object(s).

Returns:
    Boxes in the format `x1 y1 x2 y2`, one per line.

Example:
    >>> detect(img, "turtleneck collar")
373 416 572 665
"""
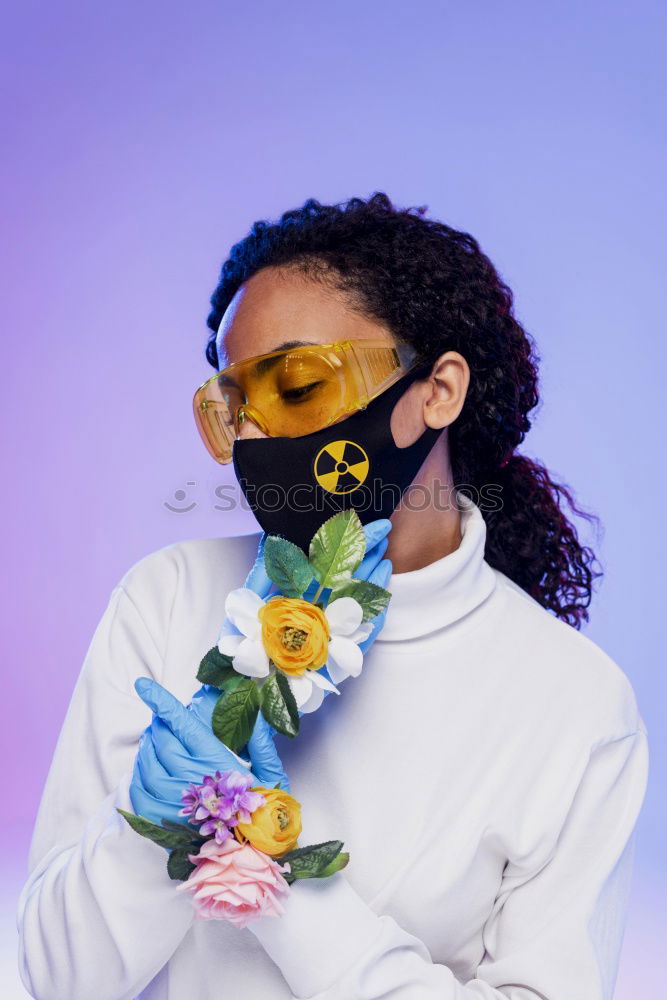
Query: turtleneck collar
379 491 497 641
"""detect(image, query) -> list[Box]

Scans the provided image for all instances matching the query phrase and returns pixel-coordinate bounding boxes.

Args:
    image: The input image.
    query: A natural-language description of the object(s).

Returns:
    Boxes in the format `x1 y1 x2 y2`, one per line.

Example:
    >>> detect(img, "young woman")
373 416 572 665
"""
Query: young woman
18 193 649 1000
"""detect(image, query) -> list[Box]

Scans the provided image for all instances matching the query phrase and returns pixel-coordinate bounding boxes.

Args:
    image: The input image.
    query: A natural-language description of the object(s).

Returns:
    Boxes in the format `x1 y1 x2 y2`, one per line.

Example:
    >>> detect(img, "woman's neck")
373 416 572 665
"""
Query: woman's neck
385 439 462 573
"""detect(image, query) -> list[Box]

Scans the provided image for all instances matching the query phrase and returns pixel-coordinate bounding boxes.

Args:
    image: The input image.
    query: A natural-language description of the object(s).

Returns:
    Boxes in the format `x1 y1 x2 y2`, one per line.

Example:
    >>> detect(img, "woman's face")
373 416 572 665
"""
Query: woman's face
215 265 430 448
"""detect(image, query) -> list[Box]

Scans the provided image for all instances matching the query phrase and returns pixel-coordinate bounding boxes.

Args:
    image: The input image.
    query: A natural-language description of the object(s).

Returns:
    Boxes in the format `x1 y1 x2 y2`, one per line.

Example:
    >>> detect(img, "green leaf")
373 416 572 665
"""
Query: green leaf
167 848 196 881
211 678 260 753
308 510 366 591
274 671 300 731
116 808 192 850
280 839 344 865
221 673 244 694
260 672 300 738
280 840 346 882
196 646 237 688
264 536 314 598
329 579 391 622
318 851 350 878
159 818 206 842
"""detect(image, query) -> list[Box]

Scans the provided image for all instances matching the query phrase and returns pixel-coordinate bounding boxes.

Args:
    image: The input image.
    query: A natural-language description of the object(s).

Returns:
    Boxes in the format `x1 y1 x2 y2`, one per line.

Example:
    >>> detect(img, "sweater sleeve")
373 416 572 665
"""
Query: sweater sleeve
248 725 649 1000
17 581 196 1000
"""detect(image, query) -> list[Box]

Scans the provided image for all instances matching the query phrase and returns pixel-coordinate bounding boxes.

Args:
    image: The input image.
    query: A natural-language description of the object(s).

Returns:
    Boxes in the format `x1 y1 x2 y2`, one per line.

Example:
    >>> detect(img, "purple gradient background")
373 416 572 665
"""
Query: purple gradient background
3 1 665 995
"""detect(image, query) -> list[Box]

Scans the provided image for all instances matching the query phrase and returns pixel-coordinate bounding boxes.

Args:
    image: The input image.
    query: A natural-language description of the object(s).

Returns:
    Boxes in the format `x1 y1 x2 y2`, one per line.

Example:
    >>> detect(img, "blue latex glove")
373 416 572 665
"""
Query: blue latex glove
129 677 291 828
188 518 393 731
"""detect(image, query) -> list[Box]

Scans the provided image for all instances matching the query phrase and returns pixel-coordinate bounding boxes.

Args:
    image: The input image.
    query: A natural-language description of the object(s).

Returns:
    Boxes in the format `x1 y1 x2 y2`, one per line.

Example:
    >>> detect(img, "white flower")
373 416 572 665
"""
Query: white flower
217 589 269 678
217 589 374 714
322 597 373 684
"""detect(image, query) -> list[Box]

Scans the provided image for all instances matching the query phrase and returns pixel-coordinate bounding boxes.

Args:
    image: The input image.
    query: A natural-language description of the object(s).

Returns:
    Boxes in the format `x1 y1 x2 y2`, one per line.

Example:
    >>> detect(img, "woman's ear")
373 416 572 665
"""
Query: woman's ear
422 351 470 430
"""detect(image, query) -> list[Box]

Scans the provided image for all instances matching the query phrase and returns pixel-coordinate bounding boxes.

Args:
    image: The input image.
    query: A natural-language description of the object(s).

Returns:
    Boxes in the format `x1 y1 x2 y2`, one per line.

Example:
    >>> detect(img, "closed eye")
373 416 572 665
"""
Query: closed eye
280 381 324 401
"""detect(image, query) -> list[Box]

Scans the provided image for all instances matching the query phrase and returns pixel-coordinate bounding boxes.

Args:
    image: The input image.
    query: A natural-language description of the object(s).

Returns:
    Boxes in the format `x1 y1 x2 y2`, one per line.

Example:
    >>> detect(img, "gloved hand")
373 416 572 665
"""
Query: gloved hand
129 677 291 829
187 518 393 730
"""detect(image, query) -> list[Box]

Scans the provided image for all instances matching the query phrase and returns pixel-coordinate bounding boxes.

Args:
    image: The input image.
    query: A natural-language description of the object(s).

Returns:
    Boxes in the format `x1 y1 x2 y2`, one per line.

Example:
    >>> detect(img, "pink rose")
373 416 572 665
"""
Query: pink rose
174 836 292 928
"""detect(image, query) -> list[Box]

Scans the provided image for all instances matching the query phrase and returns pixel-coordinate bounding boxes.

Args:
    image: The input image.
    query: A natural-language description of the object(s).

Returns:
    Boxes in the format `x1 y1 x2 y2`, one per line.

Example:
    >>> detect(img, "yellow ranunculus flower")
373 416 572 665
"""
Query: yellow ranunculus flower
258 596 330 677
234 788 302 856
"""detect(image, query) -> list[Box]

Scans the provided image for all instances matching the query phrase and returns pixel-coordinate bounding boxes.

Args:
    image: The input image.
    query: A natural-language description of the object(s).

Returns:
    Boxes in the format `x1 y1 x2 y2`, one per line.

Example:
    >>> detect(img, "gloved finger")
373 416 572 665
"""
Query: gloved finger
149 715 207 777
185 686 252 768
244 533 275 598
246 713 290 794
148 714 249 784
129 762 191 827
356 536 389 580
135 678 212 756
135 677 252 771
362 518 392 550
135 729 172 795
246 714 288 789
136 737 202 805
187 684 221 727
367 557 392 590
149 709 253 786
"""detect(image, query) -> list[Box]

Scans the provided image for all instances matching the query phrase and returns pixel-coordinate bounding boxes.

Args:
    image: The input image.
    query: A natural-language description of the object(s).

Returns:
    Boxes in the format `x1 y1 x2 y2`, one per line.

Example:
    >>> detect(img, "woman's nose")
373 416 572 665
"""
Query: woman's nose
236 409 269 441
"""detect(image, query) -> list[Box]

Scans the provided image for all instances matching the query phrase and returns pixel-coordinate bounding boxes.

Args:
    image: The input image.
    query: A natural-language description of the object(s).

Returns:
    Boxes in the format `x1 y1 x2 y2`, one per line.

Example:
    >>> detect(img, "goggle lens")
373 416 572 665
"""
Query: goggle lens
193 340 411 464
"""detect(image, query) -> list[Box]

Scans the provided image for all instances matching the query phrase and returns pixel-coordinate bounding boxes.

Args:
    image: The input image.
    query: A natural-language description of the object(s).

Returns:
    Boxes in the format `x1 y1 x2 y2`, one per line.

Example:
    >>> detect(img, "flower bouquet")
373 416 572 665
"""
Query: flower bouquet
117 509 391 926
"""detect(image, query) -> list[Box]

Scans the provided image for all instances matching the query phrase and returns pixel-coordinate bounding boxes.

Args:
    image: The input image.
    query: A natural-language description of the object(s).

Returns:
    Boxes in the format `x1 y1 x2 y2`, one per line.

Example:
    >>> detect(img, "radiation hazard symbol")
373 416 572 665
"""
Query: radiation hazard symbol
313 440 370 494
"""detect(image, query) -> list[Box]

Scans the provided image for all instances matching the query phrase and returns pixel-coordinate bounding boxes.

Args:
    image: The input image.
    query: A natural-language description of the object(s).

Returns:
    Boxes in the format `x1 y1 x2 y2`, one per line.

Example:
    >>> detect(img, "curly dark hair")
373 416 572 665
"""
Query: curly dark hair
204 192 602 628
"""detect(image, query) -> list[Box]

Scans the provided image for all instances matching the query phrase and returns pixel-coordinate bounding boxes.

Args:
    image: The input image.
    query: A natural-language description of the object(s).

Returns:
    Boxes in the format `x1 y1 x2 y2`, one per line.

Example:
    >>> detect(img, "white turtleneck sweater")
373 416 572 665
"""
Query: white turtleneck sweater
17 495 649 1000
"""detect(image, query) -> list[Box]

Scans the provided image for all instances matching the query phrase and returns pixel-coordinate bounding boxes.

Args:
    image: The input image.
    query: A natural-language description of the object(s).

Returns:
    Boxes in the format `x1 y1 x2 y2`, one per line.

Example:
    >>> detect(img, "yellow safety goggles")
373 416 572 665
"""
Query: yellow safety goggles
193 338 417 464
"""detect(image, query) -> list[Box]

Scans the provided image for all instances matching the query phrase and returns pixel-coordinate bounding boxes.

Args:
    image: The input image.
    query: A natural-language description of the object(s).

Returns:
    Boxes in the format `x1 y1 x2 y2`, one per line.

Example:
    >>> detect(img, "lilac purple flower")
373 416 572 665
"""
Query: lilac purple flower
179 769 266 845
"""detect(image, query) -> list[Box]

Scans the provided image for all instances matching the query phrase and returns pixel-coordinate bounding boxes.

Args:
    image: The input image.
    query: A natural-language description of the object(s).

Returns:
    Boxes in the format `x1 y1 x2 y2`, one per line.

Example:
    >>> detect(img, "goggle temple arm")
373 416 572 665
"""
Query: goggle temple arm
395 339 432 377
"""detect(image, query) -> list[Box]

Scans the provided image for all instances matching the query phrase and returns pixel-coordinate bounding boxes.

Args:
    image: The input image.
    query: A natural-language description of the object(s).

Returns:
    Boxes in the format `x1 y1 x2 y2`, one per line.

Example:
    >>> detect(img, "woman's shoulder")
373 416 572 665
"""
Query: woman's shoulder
117 532 263 593
112 532 263 650
491 568 646 744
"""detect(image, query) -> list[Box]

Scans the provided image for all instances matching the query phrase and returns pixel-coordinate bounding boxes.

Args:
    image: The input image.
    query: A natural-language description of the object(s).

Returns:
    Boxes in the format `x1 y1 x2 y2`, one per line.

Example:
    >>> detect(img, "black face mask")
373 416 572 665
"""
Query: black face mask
232 369 441 553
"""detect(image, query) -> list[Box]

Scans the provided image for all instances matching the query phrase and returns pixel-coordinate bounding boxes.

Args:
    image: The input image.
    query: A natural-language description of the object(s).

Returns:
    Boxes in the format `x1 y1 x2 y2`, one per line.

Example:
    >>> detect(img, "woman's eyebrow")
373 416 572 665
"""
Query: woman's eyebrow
218 339 318 378
253 340 315 376
273 339 314 351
